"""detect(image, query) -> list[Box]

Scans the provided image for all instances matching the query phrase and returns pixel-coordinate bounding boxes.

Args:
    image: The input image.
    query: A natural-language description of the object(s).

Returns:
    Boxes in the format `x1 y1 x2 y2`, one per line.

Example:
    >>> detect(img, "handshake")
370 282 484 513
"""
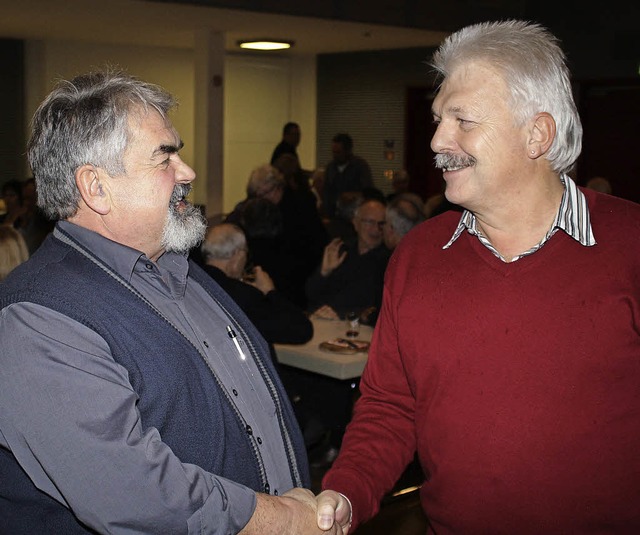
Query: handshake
240 488 352 534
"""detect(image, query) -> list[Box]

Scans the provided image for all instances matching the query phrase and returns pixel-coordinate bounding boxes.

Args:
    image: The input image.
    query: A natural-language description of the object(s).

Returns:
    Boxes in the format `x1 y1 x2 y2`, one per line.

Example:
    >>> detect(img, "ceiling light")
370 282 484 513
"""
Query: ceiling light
238 40 293 51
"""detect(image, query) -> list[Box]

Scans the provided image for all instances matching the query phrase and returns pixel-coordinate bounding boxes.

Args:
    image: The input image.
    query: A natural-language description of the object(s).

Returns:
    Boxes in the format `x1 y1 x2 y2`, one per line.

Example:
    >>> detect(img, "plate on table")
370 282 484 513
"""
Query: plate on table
319 338 370 354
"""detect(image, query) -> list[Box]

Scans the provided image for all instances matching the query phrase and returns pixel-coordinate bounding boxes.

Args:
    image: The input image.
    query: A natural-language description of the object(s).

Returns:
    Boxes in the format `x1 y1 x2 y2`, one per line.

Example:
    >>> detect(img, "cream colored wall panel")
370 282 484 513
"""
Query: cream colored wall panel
223 54 290 212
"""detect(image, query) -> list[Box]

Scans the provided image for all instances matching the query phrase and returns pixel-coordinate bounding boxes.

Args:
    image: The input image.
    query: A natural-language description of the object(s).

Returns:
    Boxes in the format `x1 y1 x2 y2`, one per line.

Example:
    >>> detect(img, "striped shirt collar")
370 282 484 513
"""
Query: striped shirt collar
443 174 596 262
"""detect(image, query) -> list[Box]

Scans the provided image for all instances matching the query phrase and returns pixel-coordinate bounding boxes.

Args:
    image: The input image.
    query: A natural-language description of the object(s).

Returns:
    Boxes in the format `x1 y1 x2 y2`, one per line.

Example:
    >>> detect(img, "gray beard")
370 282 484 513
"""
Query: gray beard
161 185 207 254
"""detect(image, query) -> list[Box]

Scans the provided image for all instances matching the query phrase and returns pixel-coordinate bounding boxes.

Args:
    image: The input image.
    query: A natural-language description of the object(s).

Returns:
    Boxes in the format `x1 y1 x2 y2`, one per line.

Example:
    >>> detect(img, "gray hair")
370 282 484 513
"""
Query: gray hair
246 164 284 198
386 194 426 238
201 223 246 261
430 20 582 174
27 69 176 220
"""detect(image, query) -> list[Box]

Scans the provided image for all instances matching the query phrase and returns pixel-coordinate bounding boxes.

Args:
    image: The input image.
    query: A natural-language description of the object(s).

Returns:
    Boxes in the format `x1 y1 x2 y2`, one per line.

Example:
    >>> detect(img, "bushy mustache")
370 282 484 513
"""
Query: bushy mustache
170 183 192 206
434 153 476 169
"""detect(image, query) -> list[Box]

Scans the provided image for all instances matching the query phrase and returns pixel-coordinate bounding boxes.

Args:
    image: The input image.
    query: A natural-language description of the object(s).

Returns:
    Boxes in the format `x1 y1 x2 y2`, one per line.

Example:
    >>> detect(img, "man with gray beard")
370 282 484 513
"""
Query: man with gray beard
0 70 350 534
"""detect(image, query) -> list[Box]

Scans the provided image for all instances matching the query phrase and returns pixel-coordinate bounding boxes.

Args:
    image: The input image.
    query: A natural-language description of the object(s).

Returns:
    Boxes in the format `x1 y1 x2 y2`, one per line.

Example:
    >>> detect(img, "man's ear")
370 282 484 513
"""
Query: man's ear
527 112 556 159
76 164 110 215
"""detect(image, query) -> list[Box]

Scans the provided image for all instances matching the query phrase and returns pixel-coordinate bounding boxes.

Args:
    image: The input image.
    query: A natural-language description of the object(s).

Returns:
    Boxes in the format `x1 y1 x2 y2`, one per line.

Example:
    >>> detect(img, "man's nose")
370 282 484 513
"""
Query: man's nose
174 155 196 184
430 120 456 154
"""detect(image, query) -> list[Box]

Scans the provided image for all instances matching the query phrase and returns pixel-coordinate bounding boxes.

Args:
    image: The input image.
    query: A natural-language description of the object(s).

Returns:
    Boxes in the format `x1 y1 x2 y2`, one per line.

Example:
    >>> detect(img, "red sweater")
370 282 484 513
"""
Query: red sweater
323 190 640 533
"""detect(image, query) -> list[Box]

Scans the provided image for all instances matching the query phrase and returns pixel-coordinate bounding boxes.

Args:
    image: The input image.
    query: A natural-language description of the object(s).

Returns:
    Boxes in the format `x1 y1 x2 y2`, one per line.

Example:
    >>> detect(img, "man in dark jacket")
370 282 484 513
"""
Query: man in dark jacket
270 122 301 165
0 70 350 535
200 222 313 348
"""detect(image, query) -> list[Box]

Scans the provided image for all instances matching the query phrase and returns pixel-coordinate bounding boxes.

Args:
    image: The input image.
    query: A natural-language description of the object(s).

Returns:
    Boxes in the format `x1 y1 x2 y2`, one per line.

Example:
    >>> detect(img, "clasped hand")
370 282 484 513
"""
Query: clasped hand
286 487 352 534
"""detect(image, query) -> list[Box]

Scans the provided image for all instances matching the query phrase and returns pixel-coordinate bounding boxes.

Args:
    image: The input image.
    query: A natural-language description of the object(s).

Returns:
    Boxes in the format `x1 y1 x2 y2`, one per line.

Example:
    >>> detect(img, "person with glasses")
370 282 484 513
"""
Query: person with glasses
306 198 390 325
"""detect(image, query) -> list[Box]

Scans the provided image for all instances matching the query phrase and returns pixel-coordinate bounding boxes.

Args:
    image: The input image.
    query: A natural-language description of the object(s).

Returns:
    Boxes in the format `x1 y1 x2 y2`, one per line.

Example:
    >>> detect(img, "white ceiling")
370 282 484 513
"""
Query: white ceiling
0 0 449 55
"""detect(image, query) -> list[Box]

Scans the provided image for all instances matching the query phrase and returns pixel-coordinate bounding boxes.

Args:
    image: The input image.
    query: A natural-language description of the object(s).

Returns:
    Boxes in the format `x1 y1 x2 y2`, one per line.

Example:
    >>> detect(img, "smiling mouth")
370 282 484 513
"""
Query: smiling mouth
434 153 476 173
443 164 467 172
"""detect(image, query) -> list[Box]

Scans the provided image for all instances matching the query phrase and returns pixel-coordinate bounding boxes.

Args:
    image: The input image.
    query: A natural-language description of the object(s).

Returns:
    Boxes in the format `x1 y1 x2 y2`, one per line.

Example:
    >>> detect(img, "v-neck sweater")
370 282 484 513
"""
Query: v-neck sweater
323 189 640 533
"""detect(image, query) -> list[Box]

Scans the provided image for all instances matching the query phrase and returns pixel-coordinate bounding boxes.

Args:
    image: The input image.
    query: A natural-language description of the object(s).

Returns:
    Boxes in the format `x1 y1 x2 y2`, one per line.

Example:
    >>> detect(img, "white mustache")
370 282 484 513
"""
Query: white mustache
434 153 476 169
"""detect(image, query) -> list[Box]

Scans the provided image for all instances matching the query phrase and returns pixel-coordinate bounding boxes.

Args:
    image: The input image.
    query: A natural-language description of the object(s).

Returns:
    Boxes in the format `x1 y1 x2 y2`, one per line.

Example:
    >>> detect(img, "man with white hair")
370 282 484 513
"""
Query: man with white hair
323 20 640 532
383 193 426 250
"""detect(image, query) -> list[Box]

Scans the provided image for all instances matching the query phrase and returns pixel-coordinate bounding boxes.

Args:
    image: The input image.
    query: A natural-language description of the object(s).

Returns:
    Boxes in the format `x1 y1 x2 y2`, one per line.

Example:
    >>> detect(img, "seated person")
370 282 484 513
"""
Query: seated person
200 222 312 347
224 163 285 226
306 198 390 325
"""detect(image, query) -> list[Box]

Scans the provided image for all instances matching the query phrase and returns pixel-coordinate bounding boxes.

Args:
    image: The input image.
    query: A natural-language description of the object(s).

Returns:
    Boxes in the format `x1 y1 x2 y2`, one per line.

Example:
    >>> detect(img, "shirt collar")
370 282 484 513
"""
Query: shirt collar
443 174 596 254
56 220 189 284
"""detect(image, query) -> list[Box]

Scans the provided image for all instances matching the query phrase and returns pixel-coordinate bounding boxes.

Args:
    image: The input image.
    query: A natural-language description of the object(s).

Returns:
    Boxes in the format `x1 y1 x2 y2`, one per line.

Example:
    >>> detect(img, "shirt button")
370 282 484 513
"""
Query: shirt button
246 425 253 435
257 437 262 444
203 341 209 348
232 389 238 396
274 489 278 496
145 263 153 270
264 483 270 493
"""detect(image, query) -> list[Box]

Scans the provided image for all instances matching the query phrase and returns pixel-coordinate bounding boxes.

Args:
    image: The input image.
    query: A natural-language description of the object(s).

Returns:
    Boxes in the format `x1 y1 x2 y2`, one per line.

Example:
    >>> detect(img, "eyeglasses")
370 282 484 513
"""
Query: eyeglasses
359 218 386 229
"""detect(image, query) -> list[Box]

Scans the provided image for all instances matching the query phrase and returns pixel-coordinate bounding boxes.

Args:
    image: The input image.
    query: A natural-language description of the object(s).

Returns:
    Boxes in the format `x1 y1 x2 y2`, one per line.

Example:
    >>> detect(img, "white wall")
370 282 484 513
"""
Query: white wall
23 40 316 215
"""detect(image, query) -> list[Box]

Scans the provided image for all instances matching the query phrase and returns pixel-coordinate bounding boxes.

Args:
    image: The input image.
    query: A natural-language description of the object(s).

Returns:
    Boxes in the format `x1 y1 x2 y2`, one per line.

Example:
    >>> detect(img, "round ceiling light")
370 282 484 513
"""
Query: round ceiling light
238 40 293 51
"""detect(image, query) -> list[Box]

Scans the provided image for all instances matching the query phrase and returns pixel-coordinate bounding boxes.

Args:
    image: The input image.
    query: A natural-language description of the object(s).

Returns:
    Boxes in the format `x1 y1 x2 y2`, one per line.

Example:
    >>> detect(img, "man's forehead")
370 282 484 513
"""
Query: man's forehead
129 111 180 148
433 61 505 109
360 201 385 216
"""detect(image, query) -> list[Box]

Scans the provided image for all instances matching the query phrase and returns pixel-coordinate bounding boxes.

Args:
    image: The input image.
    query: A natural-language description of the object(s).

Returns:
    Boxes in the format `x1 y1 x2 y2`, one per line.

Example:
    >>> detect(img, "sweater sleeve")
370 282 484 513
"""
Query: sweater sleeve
321 262 417 530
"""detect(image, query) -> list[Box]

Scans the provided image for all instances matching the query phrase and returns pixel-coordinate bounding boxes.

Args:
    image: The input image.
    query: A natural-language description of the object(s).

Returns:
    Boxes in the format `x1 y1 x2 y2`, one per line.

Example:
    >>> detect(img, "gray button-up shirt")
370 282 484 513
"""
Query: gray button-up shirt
0 221 295 534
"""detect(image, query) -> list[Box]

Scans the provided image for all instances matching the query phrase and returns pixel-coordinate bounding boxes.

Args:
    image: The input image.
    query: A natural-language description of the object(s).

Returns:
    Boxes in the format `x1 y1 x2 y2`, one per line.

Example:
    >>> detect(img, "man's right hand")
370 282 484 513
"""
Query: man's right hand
320 238 347 277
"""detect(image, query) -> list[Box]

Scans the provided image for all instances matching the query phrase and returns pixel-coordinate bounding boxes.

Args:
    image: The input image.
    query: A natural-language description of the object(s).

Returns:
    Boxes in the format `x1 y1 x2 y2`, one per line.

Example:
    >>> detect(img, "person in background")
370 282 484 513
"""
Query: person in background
306 198 390 326
0 225 29 281
0 179 26 228
322 133 373 218
322 20 640 533
270 122 302 166
225 163 285 226
0 69 349 534
310 166 325 213
383 193 426 250
274 153 329 289
200 222 313 349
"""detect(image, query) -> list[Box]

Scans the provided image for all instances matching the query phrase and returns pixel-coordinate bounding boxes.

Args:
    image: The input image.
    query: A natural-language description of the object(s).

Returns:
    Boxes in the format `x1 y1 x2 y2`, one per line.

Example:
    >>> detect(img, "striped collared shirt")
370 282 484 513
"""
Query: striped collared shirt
443 174 596 262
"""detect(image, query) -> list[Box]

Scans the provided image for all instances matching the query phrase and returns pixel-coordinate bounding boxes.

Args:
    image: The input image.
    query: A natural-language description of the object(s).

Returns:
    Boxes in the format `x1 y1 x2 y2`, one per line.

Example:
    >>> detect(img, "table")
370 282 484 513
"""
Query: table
274 317 374 380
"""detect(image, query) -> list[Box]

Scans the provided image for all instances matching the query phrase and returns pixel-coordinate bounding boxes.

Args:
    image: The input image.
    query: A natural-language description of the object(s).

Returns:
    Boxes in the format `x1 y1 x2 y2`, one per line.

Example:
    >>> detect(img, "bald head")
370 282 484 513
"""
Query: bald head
200 223 248 279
